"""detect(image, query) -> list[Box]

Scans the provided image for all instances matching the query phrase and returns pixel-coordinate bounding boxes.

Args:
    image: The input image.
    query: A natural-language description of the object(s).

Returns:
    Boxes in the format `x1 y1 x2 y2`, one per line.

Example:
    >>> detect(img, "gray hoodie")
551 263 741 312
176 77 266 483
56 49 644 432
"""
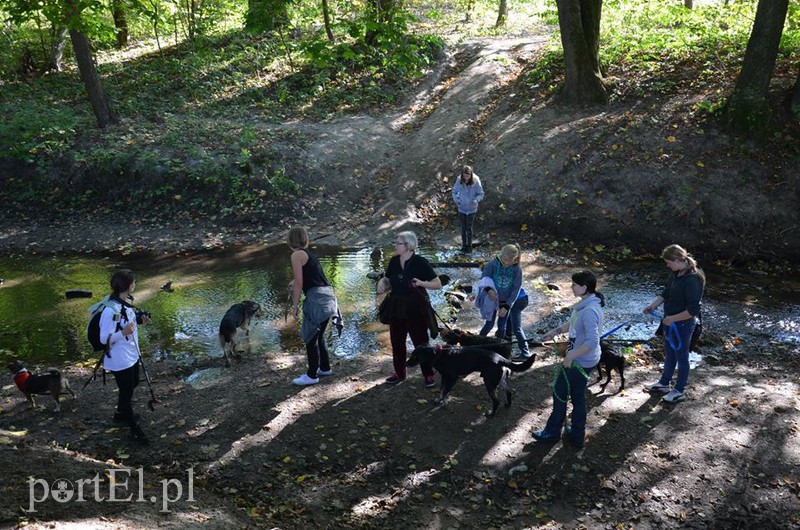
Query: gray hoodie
451 175 485 214
566 295 603 368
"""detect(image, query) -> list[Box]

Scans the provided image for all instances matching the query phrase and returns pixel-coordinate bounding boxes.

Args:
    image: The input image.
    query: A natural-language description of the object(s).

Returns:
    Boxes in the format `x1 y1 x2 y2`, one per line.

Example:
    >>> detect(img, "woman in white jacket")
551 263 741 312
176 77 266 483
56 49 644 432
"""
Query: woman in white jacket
100 269 150 445
451 165 484 252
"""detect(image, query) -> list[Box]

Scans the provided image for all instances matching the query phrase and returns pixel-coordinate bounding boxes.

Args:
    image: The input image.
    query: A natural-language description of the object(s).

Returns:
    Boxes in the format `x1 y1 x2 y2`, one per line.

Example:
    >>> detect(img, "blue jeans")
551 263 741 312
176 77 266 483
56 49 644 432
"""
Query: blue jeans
544 364 593 442
659 318 696 393
479 295 529 356
459 212 475 249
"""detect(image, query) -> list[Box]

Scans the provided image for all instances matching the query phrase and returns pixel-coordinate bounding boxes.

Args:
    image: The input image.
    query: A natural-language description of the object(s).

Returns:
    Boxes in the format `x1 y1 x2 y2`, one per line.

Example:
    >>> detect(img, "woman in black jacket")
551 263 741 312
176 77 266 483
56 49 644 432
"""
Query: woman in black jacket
643 244 705 403
376 231 442 387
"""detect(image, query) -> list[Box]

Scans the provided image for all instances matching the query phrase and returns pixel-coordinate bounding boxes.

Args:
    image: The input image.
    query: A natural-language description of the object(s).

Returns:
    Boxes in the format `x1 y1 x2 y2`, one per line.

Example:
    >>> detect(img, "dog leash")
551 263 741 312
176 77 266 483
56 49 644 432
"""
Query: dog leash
647 311 682 351
552 363 590 403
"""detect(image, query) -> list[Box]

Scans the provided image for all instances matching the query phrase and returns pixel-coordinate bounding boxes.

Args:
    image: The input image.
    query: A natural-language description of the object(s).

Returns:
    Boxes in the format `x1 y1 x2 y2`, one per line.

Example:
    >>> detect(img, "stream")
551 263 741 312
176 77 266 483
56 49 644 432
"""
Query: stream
1 246 798 373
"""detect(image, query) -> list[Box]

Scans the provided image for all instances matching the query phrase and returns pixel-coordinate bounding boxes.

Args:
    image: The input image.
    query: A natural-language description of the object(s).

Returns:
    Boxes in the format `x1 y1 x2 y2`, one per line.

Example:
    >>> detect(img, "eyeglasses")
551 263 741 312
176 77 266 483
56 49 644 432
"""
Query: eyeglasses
394 241 407 246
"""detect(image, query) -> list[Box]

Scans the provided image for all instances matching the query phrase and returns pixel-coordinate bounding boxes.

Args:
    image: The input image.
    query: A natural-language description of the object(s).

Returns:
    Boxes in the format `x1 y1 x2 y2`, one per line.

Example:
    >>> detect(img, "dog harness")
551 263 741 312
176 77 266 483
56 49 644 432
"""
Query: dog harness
13 369 30 392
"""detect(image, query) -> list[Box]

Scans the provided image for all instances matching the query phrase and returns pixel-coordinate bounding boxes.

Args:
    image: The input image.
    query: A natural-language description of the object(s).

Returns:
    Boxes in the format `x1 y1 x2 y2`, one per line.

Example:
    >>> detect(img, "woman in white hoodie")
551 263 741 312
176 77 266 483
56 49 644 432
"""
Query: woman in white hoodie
532 270 604 449
451 165 484 252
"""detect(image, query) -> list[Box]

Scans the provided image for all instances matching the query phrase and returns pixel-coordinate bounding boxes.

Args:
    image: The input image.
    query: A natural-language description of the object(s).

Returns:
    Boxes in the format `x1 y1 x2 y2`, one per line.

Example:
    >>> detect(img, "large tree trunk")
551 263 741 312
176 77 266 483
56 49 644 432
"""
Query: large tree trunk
48 27 69 72
322 0 334 42
556 0 607 105
495 0 508 28
726 0 789 132
69 29 118 127
112 0 129 48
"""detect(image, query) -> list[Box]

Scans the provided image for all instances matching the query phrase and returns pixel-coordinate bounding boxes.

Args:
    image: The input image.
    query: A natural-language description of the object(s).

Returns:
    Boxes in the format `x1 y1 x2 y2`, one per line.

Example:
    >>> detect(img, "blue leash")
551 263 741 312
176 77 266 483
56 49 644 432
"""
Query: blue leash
600 321 629 340
600 312 680 349
647 311 682 351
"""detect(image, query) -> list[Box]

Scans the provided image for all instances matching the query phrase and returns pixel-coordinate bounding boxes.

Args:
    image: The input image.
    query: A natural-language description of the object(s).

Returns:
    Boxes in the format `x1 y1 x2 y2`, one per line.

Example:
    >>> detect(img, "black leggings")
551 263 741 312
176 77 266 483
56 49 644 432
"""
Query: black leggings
112 363 140 427
305 319 331 378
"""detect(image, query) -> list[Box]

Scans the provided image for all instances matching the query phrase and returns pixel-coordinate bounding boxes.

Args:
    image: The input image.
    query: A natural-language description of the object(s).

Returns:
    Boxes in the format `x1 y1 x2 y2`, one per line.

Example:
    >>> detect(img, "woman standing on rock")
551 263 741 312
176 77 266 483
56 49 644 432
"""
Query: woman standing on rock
376 231 442 386
643 244 705 404
451 165 484 253
288 226 342 386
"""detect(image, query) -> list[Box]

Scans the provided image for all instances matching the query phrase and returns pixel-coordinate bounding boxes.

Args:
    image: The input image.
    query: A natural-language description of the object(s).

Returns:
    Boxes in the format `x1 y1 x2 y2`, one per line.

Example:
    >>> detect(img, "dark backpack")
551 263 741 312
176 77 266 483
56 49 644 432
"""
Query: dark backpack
87 296 122 353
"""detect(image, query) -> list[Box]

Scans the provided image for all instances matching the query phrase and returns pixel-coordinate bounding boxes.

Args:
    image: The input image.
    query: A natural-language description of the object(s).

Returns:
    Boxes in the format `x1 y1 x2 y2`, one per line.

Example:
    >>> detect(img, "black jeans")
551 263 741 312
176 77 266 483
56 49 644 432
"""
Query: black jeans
112 363 140 427
305 319 331 378
459 212 475 249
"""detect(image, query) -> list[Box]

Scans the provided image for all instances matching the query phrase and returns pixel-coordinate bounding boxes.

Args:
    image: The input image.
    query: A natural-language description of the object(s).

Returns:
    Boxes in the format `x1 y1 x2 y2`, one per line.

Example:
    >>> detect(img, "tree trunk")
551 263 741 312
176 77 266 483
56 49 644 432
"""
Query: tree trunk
556 0 607 105
322 0 334 42
726 0 788 132
49 27 69 72
495 0 508 28
684 0 693 9
112 0 129 48
69 29 118 128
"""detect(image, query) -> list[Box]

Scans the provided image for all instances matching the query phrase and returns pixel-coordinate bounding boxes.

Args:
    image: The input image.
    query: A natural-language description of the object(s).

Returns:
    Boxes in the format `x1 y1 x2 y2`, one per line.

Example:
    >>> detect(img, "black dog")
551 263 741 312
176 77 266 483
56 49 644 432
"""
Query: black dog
596 341 625 391
407 344 536 417
8 360 75 412
219 301 263 366
439 328 512 359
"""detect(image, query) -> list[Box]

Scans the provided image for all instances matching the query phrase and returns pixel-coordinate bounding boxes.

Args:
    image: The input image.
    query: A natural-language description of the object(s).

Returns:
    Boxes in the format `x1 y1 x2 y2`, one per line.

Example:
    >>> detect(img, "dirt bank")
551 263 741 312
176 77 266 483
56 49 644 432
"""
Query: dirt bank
1 38 799 263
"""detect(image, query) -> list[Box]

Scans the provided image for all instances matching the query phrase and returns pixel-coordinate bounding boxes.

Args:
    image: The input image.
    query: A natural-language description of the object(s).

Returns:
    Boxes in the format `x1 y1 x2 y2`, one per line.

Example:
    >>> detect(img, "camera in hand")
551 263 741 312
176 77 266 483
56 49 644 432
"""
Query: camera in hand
135 310 152 324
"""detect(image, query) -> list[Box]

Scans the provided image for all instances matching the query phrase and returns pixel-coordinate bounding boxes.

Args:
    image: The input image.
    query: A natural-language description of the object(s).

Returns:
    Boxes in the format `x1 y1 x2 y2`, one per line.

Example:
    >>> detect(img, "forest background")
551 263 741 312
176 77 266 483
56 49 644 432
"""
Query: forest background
1 0 800 261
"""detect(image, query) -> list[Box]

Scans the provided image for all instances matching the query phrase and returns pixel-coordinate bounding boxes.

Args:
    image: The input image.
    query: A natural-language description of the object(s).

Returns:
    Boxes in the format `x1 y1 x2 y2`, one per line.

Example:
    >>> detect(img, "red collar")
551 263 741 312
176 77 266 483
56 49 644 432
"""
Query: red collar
13 370 30 392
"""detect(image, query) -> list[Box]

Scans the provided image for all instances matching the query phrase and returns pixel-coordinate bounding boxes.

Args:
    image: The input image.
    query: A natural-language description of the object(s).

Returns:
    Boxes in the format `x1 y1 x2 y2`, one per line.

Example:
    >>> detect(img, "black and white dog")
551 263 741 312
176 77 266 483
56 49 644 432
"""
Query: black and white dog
407 344 536 417
219 301 263 366
8 360 75 412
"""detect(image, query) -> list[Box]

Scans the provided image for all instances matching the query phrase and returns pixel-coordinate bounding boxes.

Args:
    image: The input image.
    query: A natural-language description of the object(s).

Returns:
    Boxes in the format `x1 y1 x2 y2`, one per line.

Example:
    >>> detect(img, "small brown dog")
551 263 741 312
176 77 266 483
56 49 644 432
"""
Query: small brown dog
219 301 263 366
8 360 75 412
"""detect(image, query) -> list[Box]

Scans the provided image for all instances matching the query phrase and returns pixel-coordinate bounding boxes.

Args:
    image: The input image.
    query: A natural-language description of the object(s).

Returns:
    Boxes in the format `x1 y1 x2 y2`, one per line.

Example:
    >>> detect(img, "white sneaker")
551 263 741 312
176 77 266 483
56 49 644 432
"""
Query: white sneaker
645 381 671 394
662 389 686 403
293 374 320 386
317 369 333 377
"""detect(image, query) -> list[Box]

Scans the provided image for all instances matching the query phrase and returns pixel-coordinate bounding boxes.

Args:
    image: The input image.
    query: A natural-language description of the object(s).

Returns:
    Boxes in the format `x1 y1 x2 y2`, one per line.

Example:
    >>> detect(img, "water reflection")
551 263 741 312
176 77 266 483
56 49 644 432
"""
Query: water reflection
1 247 799 366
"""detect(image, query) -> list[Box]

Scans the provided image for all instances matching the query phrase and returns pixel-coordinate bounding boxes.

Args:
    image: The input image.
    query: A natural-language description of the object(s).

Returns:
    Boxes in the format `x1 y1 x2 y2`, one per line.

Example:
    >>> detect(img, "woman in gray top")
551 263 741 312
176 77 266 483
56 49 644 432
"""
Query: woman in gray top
451 165 484 252
533 270 604 448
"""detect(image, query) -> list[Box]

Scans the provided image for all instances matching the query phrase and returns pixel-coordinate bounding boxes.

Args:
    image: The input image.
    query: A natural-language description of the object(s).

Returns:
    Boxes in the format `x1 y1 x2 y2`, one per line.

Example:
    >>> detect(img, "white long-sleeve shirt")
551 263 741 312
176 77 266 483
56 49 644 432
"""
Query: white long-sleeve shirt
100 299 140 372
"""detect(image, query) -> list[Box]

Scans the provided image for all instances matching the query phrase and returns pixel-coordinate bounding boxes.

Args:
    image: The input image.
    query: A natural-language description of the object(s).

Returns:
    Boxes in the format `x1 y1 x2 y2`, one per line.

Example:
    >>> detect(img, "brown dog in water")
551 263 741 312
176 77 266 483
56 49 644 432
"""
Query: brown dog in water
219 301 263 366
8 360 75 412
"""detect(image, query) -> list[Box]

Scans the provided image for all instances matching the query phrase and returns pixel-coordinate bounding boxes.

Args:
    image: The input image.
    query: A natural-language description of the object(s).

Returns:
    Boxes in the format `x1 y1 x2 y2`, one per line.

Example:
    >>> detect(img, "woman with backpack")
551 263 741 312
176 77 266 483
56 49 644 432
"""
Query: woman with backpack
451 165 484 253
99 269 150 445
642 244 706 404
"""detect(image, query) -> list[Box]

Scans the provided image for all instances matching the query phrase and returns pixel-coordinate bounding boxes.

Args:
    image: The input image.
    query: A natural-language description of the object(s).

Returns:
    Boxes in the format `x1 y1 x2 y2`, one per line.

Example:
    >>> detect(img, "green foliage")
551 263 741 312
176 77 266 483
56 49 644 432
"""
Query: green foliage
0 82 85 161
598 0 756 100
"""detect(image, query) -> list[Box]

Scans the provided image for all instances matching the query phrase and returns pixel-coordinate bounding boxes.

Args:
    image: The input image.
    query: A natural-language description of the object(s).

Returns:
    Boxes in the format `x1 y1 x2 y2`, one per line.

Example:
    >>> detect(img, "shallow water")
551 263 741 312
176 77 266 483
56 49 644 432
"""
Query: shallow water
1 246 798 368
